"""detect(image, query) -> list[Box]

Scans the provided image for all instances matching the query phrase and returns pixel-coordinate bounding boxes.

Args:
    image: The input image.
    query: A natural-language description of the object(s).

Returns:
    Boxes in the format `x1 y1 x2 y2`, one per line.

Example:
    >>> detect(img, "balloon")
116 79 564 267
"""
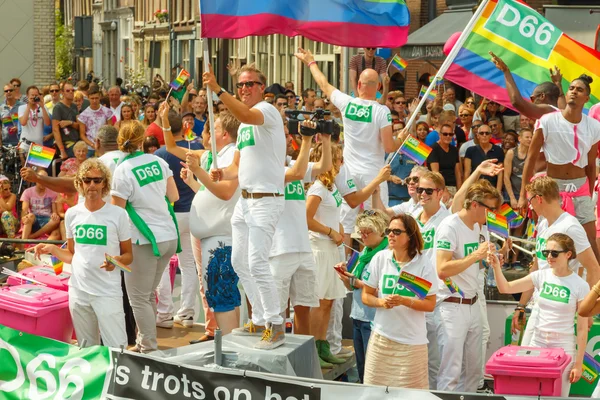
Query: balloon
444 32 462 56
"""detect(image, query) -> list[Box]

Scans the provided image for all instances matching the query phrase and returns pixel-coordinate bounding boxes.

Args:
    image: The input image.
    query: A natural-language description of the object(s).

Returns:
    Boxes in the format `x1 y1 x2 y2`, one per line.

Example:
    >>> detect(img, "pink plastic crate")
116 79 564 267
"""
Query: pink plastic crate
7 266 71 291
486 345 571 396
0 284 73 342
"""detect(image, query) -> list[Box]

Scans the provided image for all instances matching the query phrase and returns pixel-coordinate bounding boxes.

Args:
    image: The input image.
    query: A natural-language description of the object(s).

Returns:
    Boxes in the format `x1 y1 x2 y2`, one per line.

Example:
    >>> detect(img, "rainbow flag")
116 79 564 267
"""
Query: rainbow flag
444 0 600 113
50 255 63 276
200 0 410 48
487 210 509 238
346 252 359 273
429 76 444 85
399 136 432 166
105 253 131 273
26 144 56 168
498 203 524 229
418 86 437 102
526 219 537 240
11 114 18 123
1 116 12 125
184 128 195 142
582 353 600 384
170 69 190 90
391 55 408 71
397 271 432 299
444 278 465 298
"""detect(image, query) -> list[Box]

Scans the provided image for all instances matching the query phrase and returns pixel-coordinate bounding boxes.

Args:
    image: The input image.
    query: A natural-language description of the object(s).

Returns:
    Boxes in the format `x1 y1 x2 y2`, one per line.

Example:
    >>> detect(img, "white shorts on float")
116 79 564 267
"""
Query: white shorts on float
269 252 319 311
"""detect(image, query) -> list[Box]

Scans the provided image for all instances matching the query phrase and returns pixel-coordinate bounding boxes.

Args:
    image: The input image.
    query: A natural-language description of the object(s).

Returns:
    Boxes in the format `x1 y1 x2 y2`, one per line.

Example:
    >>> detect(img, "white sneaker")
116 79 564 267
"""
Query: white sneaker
156 317 173 329
232 320 265 336
335 346 354 359
174 315 194 328
254 322 286 350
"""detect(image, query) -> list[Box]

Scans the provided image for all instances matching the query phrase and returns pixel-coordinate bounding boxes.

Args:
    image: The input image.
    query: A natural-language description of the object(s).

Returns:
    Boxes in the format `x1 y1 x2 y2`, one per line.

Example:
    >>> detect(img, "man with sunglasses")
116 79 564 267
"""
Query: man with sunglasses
203 63 287 350
513 177 599 345
53 82 83 160
1 83 24 147
349 47 387 96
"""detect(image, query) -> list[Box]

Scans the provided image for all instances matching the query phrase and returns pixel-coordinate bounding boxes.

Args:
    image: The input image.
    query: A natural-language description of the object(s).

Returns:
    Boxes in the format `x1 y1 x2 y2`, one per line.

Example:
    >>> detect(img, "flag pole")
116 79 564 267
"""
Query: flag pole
202 40 218 170
17 145 33 195
387 0 490 165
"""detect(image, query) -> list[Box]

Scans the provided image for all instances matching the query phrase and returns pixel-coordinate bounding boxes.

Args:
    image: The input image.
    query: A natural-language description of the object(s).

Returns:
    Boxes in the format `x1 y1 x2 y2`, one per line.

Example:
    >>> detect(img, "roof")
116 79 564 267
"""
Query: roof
406 8 474 46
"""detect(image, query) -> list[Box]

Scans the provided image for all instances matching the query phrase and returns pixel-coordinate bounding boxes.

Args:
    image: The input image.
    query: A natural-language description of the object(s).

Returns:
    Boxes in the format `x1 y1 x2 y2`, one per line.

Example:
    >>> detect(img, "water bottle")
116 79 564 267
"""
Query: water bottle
486 264 497 287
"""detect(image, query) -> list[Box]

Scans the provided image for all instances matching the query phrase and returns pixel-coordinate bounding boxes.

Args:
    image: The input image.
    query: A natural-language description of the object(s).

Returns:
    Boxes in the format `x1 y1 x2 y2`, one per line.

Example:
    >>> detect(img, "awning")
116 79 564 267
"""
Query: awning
400 8 473 60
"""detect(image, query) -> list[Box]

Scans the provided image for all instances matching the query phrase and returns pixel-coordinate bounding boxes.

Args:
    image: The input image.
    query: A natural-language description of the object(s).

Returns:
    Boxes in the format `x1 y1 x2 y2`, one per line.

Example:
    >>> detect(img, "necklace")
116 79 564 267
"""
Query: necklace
30 107 39 127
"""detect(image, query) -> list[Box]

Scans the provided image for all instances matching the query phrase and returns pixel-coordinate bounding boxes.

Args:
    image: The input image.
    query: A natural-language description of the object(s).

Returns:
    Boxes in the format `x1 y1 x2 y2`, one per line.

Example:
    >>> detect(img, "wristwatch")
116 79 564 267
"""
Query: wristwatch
216 88 226 97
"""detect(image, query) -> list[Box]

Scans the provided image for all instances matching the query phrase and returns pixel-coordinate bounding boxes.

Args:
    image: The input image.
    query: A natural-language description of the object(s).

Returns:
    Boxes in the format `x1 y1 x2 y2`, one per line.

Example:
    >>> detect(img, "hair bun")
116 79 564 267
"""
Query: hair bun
577 74 593 85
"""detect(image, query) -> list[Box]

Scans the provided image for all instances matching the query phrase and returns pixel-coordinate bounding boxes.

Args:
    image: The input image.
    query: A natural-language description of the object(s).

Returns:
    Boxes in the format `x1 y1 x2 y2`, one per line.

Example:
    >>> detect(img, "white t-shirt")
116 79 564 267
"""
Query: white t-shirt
330 89 391 175
535 213 589 273
334 163 358 197
66 202 130 297
110 102 124 122
530 268 589 335
111 153 177 245
271 164 314 257
190 144 240 239
435 213 486 300
364 250 439 345
236 101 286 193
391 198 422 217
307 180 343 241
416 206 451 263
18 104 44 144
536 111 600 168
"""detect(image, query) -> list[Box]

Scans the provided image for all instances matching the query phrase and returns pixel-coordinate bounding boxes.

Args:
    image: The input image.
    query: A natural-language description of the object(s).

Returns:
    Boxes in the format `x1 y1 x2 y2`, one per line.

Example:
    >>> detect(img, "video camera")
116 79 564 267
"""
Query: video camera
285 109 333 136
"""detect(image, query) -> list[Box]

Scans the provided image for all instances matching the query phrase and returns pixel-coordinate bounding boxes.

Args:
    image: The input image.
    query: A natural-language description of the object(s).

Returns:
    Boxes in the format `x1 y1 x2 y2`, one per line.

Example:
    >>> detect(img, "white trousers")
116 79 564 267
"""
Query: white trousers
478 270 490 387
436 300 483 392
231 196 285 326
426 307 441 390
156 212 198 319
69 286 127 348
326 297 344 354
530 330 576 397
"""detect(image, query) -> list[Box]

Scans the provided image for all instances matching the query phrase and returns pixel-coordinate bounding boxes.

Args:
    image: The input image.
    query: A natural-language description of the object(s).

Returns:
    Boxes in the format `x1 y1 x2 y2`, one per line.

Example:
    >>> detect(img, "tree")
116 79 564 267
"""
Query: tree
55 10 73 80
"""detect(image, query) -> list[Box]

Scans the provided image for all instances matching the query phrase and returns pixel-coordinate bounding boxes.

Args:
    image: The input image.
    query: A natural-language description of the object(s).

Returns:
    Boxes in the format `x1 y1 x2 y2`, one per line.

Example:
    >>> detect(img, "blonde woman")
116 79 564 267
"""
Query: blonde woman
362 213 438 388
306 143 347 366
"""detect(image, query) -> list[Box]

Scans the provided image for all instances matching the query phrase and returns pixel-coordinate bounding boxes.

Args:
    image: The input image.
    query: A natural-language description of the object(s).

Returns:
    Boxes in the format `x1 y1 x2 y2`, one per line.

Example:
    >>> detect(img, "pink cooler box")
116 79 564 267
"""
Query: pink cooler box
486 345 571 396
0 284 73 342
7 266 71 291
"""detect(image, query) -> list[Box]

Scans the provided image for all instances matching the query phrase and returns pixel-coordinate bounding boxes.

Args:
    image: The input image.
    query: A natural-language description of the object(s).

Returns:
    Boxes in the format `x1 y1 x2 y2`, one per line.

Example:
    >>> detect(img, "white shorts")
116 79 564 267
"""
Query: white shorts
310 237 346 300
269 252 319 310
340 171 389 234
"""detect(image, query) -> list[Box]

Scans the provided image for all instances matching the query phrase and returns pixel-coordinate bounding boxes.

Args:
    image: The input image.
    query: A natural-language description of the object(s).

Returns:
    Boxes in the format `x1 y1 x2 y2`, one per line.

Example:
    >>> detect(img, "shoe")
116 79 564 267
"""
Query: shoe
174 315 194 328
189 334 214 344
477 382 494 394
317 340 346 364
319 356 333 369
232 320 265 336
156 317 174 329
254 322 286 350
335 346 354 359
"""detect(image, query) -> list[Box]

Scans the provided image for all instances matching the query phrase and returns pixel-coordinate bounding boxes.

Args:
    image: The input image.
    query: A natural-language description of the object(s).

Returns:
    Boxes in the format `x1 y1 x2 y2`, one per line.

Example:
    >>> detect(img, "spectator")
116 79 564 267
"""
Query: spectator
459 119 482 164
114 104 135 131
426 106 443 133
21 170 60 241
59 141 89 177
216 101 227 114
361 214 437 388
443 87 463 110
130 95 142 120
116 77 127 95
1 82 25 146
464 124 504 191
415 121 429 142
18 86 50 159
391 95 408 122
284 81 294 91
520 114 533 130
502 130 518 153
74 91 85 114
488 116 504 144
142 104 157 129
77 87 114 157
301 88 317 112
425 110 465 148
144 101 165 146
386 90 403 111
143 136 160 154
10 78 28 103
0 177 18 238
285 89 297 109
191 95 208 137
458 105 474 139
464 97 476 111
108 86 124 121
427 123 462 196
52 82 83 160
349 48 387 95
381 166 428 217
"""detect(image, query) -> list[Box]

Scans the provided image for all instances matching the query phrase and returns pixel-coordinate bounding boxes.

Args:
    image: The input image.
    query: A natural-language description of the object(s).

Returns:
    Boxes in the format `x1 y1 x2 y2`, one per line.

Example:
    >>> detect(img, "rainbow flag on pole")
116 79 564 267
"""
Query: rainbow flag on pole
419 86 437 101
200 0 410 48
391 55 408 71
170 69 190 90
26 144 56 168
486 210 509 238
50 255 63 276
105 253 131 273
498 203 524 229
444 0 600 113
399 136 432 166
444 278 465 298
582 353 600 384
183 128 195 142
397 271 432 299
429 76 444 85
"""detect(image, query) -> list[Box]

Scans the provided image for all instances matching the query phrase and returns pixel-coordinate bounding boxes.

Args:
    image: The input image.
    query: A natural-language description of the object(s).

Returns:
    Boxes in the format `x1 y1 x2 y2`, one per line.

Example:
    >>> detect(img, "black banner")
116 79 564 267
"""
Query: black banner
107 350 321 400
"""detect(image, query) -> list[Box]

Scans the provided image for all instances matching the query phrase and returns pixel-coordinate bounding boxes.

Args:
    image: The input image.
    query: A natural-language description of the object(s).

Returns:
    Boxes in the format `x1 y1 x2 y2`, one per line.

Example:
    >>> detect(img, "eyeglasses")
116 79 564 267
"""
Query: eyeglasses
276 102 287 107
50 89 60 93
478 131 491 136
64 89 74 93
472 124 482 129
404 176 419 185
365 47 375 50
363 210 378 216
4 89 13 93
394 101 407 105
384 228 406 236
527 194 538 205
459 114 472 117
441 132 454 137
417 187 440 195
236 81 262 89
286 95 295 99
82 177 104 184
541 249 568 258
466 101 475 105
475 200 496 210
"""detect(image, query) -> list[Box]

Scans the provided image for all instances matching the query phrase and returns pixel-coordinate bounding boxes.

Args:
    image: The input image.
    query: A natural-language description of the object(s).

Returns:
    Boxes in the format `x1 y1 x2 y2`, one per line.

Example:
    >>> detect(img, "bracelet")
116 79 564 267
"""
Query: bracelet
327 227 332 236
593 285 600 297
162 126 171 131
307 61 317 68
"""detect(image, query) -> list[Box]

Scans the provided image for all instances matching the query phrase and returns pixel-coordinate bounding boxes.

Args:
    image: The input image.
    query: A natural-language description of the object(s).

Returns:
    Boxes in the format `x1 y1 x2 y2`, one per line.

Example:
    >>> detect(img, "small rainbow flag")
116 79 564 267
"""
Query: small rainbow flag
11 114 18 123
418 86 437 102
346 252 359 273
429 76 444 85
184 128 195 142
399 136 432 166
498 204 524 229
397 271 432 299
486 210 509 238
105 253 131 273
170 69 190 90
582 353 600 384
26 144 56 168
391 54 407 71
50 255 63 275
444 278 465 298
1 116 12 125
526 219 537 240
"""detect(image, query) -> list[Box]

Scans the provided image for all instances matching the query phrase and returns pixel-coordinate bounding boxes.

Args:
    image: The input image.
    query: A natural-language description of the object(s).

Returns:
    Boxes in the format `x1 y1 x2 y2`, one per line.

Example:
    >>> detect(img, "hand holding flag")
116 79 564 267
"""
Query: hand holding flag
104 253 131 273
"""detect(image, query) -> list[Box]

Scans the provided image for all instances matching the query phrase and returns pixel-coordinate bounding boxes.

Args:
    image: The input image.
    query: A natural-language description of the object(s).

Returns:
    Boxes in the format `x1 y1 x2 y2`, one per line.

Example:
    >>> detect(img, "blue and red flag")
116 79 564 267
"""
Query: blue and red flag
200 0 410 48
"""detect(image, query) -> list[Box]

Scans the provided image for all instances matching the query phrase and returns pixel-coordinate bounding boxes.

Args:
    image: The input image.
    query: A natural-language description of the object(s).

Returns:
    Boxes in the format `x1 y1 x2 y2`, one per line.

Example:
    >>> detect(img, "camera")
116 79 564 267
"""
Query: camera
285 109 333 136
33 96 40 103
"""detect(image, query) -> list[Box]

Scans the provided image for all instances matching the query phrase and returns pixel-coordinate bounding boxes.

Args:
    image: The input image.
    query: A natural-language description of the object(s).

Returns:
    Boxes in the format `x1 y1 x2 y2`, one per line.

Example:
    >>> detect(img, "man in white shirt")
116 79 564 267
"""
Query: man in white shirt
18 86 50 163
108 86 124 122
204 63 287 350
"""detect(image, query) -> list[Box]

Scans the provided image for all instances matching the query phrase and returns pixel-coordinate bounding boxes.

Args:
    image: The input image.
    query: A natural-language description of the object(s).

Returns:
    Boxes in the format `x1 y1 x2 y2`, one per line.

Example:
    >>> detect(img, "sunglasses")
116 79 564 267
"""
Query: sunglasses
276 102 287 107
82 177 104 184
385 228 406 236
472 124 482 129
476 200 496 210
64 89 74 93
466 101 475 104
541 249 568 258
459 114 472 117
365 47 375 50
417 187 439 195
286 95 295 99
441 132 454 137
395 101 407 105
478 131 491 136
4 89 13 93
236 81 262 89
50 89 60 93
404 176 419 184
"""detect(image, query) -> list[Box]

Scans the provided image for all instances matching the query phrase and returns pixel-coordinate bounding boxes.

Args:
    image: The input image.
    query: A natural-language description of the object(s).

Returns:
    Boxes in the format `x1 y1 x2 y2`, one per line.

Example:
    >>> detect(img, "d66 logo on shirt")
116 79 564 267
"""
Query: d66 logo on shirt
536 237 547 260
132 161 163 187
464 242 478 256
332 189 343 207
540 282 570 304
382 275 416 297
345 103 372 123
285 181 305 201
74 224 107 246
422 229 435 250
236 126 256 150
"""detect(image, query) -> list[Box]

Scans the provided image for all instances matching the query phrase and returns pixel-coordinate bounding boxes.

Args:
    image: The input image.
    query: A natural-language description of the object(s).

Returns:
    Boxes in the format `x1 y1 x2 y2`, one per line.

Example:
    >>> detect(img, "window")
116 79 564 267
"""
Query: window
181 40 190 71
